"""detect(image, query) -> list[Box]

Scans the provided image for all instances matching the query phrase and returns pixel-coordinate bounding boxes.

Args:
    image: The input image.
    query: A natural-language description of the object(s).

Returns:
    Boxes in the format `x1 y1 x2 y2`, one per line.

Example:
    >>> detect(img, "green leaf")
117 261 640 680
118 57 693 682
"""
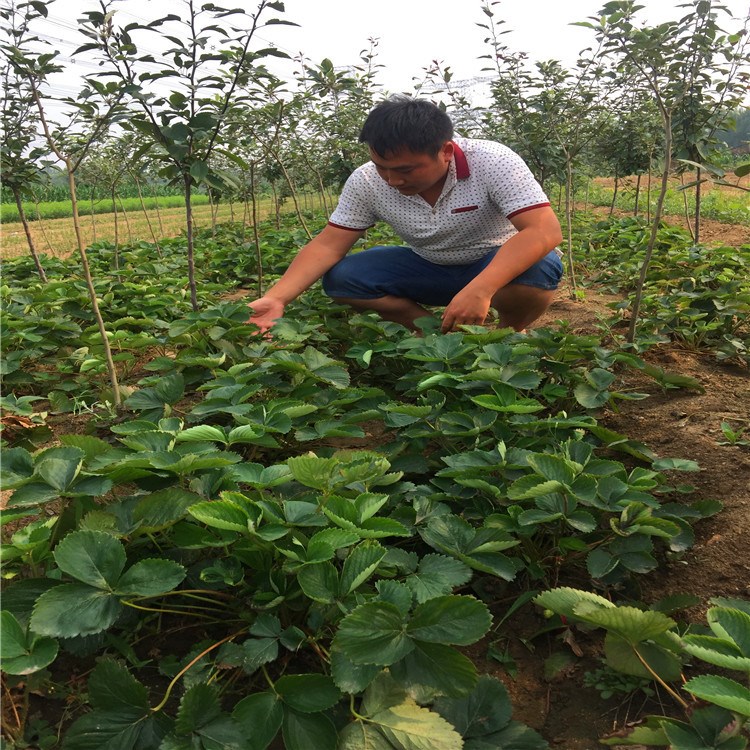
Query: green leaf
188 499 251 532
0 611 58 675
88 659 149 712
36 447 84 491
275 674 342 713
281 709 337 750
433 675 513 737
176 425 227 443
407 596 491 646
0 447 34 488
604 633 683 682
340 541 387 595
287 454 340 490
133 488 201 531
527 454 576 484
334 601 414 666
189 160 209 182
330 649 381 694
338 722 392 750
683 675 750 716
534 587 614 620
406 555 472 603
297 562 339 603
242 638 279 673
391 642 477 698
370 699 463 750
54 530 126 589
574 603 676 643
115 559 186 597
708 607 750 655
232 692 282 750
31 584 121 638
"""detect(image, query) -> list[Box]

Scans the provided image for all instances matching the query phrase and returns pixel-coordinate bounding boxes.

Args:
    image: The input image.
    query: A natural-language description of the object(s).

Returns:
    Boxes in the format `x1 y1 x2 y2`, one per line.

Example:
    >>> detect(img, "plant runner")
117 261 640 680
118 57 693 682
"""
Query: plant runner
247 96 564 334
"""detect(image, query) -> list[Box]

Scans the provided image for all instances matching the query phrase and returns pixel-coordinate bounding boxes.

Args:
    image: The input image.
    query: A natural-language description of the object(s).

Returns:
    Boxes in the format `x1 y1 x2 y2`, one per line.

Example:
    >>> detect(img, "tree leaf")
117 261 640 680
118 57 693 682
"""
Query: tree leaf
53 530 126 589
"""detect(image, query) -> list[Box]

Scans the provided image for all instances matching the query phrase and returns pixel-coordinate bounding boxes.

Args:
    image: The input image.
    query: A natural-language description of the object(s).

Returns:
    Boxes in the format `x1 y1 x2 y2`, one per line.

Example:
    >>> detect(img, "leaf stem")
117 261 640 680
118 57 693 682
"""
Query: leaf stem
632 646 689 711
122 599 218 620
151 628 246 713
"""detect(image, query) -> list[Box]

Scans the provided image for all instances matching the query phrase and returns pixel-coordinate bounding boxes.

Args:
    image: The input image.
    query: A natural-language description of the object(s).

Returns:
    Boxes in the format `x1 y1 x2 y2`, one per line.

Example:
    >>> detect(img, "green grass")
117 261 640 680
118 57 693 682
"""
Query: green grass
0 194 213 223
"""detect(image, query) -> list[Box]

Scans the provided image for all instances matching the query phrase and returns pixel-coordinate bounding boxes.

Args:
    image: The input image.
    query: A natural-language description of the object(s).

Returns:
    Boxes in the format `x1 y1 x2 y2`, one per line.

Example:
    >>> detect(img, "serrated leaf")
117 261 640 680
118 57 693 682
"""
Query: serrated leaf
53 530 126 589
275 673 341 713
175 425 227 443
391 641 477 698
31 584 121 638
287 454 340 490
232 692 282 750
334 601 414 666
433 674 513 737
281 709 337 750
406 555 472 603
683 674 750 716
188 499 250 532
534 587 614 620
370 698 463 750
174 682 221 735
340 541 387 595
407 595 491 646
115 559 185 597
338 722 392 750
133 488 201 531
574 603 675 643
242 638 278 673
330 649 381 694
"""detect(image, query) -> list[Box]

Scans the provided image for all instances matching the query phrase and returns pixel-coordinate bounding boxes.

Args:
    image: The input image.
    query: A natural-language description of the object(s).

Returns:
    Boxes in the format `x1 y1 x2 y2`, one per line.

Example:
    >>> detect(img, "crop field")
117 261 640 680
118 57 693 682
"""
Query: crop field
2 0 750 749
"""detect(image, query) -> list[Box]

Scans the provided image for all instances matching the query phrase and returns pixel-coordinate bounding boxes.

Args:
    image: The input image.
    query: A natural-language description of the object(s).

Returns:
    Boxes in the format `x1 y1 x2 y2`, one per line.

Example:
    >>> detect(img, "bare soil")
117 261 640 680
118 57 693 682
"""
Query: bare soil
481 288 750 749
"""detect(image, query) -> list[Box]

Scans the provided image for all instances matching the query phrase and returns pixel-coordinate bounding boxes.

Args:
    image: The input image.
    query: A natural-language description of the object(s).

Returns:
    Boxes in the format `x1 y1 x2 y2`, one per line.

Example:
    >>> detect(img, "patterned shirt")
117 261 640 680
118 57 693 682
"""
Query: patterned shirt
328 136 551 265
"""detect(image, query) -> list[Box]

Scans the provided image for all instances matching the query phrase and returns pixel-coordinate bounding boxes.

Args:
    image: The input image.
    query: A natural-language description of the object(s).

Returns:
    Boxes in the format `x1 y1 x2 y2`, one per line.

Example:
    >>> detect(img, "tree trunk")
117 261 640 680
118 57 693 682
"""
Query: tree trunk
34 198 56 257
117 196 133 243
564 158 577 297
133 175 161 256
609 172 619 218
90 191 97 243
646 158 652 223
276 160 311 239
628 117 672 344
634 174 641 218
250 162 263 298
694 166 702 245
110 186 120 274
680 172 695 241
153 190 164 234
13 187 47 282
67 163 121 406
184 175 199 312
271 181 280 229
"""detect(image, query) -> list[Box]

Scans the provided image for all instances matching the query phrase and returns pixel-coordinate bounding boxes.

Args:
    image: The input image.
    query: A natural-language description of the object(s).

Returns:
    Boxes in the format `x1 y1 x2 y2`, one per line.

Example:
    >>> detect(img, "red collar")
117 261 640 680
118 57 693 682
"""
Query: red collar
452 141 470 179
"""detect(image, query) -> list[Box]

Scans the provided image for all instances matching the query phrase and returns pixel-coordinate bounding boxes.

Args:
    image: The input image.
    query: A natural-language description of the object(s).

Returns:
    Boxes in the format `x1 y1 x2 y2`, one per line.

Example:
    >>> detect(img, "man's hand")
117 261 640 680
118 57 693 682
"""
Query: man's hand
441 287 492 333
246 296 285 335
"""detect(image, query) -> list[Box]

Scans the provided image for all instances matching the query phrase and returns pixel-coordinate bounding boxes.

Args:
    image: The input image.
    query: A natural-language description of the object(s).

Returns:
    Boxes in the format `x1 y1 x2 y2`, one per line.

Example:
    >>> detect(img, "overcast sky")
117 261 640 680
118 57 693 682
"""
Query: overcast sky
22 0 750 115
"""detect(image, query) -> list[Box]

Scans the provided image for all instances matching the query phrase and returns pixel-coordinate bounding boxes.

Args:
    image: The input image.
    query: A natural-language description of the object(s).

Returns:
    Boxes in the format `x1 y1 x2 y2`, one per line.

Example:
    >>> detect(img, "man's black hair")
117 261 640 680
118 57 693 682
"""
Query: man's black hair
359 95 454 157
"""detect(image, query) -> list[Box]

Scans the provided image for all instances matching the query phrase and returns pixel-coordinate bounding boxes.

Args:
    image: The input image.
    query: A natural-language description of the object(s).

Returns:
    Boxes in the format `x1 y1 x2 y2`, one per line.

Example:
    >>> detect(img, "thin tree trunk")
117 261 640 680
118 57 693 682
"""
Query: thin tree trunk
229 198 235 223
13 188 47 282
628 118 672 343
133 174 161 256
250 162 263 298
275 160 311 239
694 167 702 245
609 172 619 218
680 172 695 241
634 174 641 218
153 190 164 234
90 190 97 243
564 158 577 297
271 182 280 229
68 164 121 405
34 199 56 257
117 196 133 243
184 176 199 312
646 162 652 223
584 178 590 213
110 186 120 274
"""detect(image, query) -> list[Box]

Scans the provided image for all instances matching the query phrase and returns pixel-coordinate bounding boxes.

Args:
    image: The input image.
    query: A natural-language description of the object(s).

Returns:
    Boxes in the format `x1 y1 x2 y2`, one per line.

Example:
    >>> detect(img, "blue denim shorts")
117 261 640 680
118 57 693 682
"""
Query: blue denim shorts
322 246 563 306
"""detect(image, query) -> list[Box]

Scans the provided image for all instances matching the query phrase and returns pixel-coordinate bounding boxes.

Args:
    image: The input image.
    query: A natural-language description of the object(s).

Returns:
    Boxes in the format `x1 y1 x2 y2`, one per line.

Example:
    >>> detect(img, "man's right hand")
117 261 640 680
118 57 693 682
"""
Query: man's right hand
246 296 285 335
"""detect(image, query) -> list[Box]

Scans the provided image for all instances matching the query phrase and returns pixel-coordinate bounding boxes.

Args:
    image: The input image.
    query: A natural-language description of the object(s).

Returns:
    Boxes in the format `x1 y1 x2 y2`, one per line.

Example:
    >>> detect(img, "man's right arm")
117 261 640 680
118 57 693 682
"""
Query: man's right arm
246 223 366 334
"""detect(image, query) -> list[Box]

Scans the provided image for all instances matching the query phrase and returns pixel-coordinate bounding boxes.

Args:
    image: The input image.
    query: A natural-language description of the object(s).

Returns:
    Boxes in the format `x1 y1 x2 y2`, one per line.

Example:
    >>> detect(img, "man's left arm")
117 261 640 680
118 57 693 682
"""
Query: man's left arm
441 206 563 332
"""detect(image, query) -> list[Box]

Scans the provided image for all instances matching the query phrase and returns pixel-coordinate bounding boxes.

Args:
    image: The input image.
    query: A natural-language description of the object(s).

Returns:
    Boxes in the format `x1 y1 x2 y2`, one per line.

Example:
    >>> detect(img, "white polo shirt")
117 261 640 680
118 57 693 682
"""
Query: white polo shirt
328 136 551 265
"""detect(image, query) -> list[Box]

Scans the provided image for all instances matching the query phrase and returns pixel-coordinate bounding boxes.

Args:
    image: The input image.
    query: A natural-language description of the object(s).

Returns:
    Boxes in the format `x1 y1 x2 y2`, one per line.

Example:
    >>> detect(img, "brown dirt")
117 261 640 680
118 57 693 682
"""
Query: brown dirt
484 287 750 749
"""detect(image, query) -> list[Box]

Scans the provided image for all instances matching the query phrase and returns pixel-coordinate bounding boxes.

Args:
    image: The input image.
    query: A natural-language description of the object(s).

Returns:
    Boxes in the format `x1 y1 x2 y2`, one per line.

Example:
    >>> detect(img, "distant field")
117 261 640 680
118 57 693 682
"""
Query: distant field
0 194 329 259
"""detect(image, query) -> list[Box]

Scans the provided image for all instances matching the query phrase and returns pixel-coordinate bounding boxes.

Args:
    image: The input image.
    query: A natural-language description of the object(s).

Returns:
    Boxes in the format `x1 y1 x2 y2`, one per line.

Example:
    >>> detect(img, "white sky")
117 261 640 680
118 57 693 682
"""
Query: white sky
21 0 750 116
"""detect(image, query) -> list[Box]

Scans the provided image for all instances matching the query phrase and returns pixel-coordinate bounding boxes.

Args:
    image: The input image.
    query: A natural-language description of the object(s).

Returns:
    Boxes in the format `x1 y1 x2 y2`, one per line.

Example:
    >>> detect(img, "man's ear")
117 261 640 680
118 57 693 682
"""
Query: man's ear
440 141 454 163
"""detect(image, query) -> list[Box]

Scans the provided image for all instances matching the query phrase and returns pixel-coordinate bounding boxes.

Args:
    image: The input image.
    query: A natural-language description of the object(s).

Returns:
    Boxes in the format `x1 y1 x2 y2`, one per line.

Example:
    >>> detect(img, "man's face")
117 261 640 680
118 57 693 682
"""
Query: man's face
369 142 453 196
